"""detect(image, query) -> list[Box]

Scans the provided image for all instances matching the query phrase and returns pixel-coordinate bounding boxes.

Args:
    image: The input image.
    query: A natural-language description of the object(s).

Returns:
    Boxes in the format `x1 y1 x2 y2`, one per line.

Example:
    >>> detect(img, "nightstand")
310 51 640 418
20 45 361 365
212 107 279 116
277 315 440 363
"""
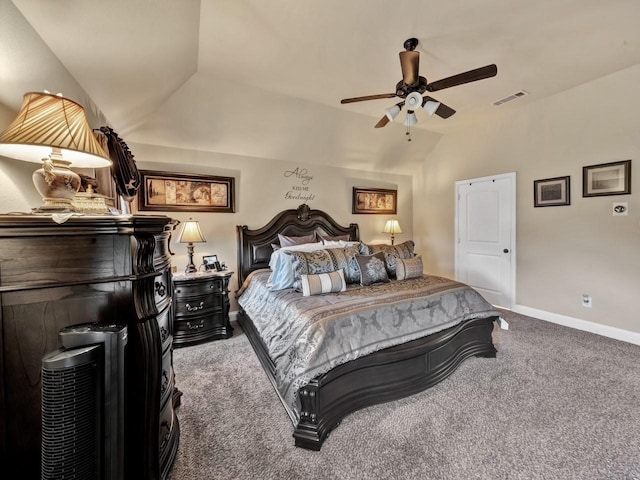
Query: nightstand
172 270 234 347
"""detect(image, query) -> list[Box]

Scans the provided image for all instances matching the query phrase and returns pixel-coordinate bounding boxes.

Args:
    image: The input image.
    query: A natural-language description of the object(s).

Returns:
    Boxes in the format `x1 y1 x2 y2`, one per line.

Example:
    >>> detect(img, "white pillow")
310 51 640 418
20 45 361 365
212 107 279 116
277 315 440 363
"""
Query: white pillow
300 269 347 297
321 240 359 248
266 242 324 290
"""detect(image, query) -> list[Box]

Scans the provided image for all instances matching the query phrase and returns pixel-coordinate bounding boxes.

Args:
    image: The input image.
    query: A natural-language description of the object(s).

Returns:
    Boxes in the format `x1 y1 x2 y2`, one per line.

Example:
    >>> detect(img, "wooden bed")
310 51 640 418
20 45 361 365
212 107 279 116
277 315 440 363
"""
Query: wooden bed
236 204 498 450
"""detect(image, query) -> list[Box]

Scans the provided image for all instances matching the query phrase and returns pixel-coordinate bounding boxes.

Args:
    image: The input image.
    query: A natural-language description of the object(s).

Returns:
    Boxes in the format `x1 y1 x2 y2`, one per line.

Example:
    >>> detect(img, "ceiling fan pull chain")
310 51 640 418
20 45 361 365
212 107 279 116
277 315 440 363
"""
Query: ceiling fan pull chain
406 125 411 142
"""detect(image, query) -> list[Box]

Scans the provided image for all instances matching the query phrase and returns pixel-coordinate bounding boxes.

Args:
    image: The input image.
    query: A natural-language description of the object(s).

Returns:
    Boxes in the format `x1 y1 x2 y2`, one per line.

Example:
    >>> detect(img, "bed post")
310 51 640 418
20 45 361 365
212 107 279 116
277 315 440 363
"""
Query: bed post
293 381 325 450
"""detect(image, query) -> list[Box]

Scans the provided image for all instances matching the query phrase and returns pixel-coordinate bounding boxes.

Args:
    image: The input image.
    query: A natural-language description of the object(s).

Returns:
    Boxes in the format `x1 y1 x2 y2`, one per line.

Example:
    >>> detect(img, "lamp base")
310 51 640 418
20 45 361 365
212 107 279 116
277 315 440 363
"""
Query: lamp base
185 243 197 273
31 156 81 213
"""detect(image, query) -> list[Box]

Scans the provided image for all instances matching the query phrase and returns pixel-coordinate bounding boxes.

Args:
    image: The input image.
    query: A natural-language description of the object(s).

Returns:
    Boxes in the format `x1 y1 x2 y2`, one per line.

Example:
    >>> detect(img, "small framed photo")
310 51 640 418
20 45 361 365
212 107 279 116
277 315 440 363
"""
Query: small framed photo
534 176 571 207
352 187 397 214
203 255 220 271
583 160 631 197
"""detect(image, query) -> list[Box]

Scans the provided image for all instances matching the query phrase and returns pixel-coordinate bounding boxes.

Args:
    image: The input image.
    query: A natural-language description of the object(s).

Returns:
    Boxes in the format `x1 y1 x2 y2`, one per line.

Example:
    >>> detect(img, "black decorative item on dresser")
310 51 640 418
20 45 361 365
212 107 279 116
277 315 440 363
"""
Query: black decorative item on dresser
0 214 180 479
172 270 234 346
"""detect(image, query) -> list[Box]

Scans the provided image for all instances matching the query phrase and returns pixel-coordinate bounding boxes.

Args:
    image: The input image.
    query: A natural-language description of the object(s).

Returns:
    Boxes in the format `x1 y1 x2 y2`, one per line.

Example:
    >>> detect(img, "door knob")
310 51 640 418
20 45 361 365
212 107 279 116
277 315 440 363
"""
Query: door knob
503 249 509 253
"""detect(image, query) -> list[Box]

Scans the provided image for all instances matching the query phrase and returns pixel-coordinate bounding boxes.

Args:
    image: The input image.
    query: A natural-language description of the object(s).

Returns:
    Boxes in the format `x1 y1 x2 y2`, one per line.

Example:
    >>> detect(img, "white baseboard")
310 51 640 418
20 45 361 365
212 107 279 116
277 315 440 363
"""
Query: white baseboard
512 304 640 346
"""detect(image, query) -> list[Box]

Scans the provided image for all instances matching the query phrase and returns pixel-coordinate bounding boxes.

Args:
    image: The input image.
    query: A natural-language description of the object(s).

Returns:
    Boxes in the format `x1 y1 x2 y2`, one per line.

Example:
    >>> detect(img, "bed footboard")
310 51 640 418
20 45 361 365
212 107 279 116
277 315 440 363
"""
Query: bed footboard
238 308 497 451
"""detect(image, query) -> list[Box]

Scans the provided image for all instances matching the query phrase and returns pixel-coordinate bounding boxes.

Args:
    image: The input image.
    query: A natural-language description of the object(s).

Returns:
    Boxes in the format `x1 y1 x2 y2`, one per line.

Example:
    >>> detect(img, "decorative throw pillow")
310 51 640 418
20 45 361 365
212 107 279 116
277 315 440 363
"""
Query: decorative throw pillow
287 245 361 290
396 255 423 281
355 252 390 286
360 240 415 279
300 269 347 297
278 232 317 247
266 242 324 290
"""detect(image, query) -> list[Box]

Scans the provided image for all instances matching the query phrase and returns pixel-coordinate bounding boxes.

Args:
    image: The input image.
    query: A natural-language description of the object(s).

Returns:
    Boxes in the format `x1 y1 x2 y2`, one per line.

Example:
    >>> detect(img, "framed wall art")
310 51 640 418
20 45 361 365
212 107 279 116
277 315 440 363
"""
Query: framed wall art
583 160 631 197
352 187 397 214
138 170 235 212
533 176 571 207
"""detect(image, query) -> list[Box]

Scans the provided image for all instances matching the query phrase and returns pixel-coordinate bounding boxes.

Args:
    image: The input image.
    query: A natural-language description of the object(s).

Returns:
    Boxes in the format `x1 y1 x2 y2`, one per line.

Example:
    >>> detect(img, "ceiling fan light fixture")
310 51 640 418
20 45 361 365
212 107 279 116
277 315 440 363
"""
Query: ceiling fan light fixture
385 104 402 121
423 100 441 117
405 92 423 110
404 111 418 127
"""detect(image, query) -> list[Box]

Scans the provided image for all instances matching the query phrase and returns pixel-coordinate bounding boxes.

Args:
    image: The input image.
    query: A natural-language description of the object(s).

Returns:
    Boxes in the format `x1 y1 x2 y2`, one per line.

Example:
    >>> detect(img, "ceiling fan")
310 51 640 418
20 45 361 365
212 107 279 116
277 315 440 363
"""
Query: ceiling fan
340 38 497 129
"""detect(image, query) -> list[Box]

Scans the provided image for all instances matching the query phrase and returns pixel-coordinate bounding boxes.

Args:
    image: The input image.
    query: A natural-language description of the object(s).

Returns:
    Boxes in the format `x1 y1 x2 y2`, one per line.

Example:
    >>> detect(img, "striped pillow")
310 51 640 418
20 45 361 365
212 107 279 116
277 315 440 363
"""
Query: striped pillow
300 269 347 297
396 255 423 280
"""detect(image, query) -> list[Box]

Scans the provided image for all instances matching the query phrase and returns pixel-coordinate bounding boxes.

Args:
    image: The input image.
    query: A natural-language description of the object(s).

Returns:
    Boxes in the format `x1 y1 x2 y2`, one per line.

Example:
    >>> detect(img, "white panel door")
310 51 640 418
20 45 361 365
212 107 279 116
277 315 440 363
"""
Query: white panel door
455 173 515 308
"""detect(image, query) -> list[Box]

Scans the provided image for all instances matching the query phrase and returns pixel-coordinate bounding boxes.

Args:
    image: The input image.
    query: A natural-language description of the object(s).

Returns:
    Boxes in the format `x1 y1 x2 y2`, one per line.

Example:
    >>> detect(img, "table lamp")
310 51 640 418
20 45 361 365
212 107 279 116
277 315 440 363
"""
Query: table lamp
0 91 112 212
382 219 402 245
179 218 206 273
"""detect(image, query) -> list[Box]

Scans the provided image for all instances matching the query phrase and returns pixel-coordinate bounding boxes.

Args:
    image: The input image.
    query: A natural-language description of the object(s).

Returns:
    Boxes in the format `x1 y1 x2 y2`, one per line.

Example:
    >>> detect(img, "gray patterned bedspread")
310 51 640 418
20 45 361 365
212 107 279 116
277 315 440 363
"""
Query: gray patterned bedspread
237 269 501 423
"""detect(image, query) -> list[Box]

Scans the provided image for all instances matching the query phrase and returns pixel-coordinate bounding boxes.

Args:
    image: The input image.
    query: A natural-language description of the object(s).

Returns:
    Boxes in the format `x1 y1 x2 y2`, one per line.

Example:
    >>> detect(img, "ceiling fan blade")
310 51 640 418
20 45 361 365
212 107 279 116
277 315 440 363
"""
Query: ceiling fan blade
374 115 390 128
426 64 497 92
340 93 396 104
399 51 419 86
423 96 457 118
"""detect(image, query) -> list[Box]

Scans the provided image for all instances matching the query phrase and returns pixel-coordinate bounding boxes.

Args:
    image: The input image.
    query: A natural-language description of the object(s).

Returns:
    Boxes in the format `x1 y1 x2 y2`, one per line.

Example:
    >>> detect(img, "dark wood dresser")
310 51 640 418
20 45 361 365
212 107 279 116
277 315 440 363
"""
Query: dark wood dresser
172 270 234 347
0 214 180 479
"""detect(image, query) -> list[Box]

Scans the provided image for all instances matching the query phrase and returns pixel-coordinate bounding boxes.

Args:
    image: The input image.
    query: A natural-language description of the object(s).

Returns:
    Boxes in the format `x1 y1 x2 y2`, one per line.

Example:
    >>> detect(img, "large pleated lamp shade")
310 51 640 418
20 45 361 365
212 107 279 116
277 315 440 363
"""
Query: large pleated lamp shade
0 91 111 212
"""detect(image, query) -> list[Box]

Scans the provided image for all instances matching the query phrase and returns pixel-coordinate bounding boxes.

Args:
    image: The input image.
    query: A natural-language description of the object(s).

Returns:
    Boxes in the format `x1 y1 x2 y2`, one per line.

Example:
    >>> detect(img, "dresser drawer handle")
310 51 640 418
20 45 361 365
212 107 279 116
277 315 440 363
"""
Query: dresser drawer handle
186 301 204 312
154 281 166 297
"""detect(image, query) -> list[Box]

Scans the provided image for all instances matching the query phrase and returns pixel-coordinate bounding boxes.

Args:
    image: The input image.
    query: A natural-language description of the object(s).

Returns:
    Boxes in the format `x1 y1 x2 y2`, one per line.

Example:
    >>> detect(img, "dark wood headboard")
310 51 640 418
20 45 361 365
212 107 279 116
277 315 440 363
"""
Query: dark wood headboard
236 204 359 286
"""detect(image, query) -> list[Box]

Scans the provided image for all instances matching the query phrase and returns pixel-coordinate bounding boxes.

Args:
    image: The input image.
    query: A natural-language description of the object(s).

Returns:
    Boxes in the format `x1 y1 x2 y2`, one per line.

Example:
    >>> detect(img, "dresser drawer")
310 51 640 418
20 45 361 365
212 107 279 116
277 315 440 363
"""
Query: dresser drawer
160 350 174 407
174 294 222 316
157 307 172 353
159 399 178 463
154 270 172 312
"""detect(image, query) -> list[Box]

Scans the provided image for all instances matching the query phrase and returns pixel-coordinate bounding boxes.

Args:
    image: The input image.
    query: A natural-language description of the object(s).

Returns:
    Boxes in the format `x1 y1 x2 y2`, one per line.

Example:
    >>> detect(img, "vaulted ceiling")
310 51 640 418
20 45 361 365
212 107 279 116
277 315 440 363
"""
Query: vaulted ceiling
4 0 640 174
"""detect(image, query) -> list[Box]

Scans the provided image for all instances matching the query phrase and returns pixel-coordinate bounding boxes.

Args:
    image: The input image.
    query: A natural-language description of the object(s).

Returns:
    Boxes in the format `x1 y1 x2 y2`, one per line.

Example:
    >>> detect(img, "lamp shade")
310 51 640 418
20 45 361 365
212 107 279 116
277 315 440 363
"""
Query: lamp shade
385 103 402 121
423 100 441 117
179 219 206 244
404 111 418 126
0 92 110 167
382 219 402 235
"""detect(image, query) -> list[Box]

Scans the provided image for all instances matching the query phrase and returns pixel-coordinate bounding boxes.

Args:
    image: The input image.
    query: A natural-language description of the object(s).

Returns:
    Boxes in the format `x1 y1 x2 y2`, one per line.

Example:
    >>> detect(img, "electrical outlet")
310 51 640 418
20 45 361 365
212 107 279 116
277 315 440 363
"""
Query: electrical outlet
171 265 177 273
582 294 592 308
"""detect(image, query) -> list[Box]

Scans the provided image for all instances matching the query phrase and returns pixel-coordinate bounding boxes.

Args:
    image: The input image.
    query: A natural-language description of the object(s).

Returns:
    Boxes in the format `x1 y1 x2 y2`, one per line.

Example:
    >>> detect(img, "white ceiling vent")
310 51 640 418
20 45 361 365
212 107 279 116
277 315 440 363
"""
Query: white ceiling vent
492 90 529 106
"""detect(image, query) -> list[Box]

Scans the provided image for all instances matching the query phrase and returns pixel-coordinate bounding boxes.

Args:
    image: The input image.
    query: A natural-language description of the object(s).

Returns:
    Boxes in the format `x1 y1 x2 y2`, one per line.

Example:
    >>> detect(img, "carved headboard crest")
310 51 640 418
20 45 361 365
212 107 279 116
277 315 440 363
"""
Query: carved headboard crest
297 204 310 222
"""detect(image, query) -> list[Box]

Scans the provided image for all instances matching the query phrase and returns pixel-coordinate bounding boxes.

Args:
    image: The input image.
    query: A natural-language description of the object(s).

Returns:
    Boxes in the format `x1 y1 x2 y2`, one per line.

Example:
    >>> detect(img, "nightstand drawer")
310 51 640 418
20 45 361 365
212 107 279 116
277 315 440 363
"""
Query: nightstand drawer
173 278 223 297
174 294 222 316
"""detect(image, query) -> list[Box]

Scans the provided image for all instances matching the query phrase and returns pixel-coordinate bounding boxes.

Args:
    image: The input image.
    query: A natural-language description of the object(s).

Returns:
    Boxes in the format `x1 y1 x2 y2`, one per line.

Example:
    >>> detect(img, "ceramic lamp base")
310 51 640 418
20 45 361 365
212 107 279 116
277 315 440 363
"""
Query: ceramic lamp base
31 157 81 213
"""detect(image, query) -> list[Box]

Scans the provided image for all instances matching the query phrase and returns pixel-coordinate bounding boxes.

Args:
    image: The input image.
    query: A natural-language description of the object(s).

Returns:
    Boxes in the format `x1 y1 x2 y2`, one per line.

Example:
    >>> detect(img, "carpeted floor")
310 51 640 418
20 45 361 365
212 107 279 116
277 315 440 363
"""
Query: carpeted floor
168 311 640 480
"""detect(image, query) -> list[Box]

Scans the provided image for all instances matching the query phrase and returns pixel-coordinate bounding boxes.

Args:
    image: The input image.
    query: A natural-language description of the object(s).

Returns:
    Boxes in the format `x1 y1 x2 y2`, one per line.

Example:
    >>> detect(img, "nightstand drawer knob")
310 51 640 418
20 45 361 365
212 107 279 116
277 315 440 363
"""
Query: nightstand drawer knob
186 301 204 312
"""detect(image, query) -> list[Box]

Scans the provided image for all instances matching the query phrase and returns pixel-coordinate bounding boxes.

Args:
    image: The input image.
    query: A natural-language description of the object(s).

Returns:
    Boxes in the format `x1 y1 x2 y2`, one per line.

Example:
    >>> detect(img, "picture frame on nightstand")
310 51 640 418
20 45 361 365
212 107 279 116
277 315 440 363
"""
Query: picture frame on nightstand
203 255 221 271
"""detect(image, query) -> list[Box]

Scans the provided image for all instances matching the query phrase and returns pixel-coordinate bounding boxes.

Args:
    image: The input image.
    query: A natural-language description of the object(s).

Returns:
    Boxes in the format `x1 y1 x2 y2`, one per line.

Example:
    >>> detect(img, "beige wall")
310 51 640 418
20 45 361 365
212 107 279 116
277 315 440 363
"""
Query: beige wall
132 143 413 304
414 64 640 334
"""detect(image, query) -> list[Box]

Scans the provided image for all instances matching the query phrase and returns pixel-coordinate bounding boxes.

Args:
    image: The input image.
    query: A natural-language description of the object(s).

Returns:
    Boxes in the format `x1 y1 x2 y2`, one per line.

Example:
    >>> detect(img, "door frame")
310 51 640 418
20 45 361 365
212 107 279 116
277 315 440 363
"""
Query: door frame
454 172 516 309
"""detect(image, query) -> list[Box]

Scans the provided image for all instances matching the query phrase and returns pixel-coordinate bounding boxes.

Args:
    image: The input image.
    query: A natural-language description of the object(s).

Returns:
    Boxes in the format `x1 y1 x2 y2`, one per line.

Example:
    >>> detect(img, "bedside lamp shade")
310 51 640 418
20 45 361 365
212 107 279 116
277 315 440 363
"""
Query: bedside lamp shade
382 219 402 245
0 91 111 212
179 219 206 273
